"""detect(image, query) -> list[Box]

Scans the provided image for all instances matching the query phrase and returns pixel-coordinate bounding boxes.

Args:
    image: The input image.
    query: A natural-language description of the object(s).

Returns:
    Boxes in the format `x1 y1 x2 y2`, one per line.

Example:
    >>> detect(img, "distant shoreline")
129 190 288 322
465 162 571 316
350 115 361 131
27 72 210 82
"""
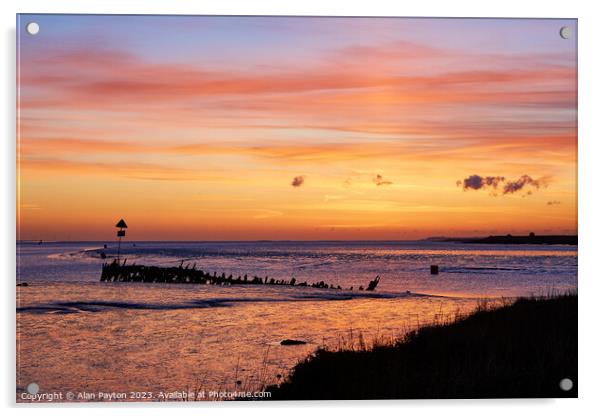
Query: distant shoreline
441 234 578 245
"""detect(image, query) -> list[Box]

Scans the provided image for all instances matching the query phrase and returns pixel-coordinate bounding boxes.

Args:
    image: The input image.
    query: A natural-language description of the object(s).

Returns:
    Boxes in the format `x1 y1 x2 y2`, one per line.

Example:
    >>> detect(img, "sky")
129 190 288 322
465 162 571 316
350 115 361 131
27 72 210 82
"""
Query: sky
17 15 577 241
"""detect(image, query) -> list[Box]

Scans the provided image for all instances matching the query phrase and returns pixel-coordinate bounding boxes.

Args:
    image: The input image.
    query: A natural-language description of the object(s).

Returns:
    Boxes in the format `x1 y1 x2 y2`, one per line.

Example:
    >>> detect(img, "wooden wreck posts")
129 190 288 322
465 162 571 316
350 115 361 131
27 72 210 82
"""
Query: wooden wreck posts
100 264 108 281
100 261 381 292
366 275 380 291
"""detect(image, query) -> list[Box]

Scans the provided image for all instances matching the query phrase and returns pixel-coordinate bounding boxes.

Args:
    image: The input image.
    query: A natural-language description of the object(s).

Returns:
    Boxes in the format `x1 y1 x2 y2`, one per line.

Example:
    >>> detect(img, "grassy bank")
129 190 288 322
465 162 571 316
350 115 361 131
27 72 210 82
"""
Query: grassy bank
266 293 577 399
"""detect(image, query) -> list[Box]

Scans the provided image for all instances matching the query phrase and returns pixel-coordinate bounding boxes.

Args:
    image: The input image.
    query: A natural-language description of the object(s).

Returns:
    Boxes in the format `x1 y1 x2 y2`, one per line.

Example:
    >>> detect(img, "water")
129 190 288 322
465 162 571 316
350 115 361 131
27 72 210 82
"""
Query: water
16 240 577 401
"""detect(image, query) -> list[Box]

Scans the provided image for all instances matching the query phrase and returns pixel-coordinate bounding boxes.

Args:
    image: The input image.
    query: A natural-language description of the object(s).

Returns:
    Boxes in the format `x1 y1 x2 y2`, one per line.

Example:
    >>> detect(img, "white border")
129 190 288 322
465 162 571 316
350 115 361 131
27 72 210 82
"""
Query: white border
3 0 601 415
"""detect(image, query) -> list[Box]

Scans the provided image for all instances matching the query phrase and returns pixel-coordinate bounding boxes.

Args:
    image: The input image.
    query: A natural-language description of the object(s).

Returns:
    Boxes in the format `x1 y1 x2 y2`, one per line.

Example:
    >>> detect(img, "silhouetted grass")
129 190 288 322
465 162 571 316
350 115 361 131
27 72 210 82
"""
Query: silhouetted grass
265 292 577 399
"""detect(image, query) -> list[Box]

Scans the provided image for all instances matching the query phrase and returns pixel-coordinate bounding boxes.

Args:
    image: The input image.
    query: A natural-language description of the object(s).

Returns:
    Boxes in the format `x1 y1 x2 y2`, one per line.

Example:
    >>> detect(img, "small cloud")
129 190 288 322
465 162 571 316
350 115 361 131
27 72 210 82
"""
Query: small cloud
502 175 547 194
547 200 561 206
291 175 305 187
458 174 548 196
460 174 505 191
373 174 393 186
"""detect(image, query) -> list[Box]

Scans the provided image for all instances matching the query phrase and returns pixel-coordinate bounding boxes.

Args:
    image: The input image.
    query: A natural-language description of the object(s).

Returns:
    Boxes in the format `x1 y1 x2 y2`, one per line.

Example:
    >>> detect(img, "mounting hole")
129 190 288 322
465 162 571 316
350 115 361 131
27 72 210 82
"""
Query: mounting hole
26 382 39 394
559 26 571 40
26 22 40 35
559 378 573 391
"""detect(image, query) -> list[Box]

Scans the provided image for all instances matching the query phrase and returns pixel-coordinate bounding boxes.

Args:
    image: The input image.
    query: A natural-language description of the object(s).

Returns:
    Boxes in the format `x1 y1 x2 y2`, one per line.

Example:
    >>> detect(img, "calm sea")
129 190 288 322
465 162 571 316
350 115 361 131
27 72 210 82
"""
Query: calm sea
16 240 577 401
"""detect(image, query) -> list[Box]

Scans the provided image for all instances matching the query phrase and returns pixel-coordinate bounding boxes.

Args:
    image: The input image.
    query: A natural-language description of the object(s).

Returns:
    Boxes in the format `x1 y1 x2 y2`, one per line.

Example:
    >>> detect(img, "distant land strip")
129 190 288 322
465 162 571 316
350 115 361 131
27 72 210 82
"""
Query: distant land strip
440 234 577 245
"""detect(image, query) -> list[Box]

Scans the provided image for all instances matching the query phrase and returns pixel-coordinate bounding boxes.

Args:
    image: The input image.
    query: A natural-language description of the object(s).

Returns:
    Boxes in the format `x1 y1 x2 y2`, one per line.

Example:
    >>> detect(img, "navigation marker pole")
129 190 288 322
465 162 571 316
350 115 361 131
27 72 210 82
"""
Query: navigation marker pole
115 219 128 263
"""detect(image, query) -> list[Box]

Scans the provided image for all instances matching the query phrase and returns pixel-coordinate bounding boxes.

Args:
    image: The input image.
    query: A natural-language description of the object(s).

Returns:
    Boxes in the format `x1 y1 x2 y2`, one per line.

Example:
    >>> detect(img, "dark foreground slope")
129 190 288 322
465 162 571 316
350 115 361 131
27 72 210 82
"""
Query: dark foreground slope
266 293 577 400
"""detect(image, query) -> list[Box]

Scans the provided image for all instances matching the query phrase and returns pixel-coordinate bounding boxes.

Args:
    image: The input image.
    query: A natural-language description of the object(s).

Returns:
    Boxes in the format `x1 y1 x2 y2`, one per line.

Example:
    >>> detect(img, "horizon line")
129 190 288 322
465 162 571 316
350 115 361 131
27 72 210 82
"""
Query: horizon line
16 234 578 244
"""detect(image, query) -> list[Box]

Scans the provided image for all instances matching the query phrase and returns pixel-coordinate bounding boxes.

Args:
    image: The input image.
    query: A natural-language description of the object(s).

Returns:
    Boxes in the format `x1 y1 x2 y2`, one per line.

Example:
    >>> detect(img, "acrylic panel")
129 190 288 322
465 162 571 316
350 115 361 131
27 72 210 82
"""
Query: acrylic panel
16 14 577 402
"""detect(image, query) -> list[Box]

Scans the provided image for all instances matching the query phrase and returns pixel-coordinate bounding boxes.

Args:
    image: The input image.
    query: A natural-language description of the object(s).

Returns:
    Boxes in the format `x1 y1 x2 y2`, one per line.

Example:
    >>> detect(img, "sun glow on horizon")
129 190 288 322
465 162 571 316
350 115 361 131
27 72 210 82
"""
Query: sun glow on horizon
17 15 577 241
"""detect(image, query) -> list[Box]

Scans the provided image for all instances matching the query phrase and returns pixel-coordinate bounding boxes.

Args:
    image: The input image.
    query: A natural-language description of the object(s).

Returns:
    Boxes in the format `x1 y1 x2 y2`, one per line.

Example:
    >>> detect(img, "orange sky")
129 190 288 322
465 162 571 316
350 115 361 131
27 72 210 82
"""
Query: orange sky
17 16 577 241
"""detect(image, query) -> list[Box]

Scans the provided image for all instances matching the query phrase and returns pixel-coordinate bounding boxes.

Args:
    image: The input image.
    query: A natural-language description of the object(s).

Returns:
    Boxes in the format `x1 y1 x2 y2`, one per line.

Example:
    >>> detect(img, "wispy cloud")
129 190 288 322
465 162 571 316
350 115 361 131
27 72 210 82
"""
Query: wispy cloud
373 174 393 186
19 203 42 210
21 46 576 124
20 158 224 182
19 135 576 165
196 207 283 219
502 175 548 194
252 209 284 219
